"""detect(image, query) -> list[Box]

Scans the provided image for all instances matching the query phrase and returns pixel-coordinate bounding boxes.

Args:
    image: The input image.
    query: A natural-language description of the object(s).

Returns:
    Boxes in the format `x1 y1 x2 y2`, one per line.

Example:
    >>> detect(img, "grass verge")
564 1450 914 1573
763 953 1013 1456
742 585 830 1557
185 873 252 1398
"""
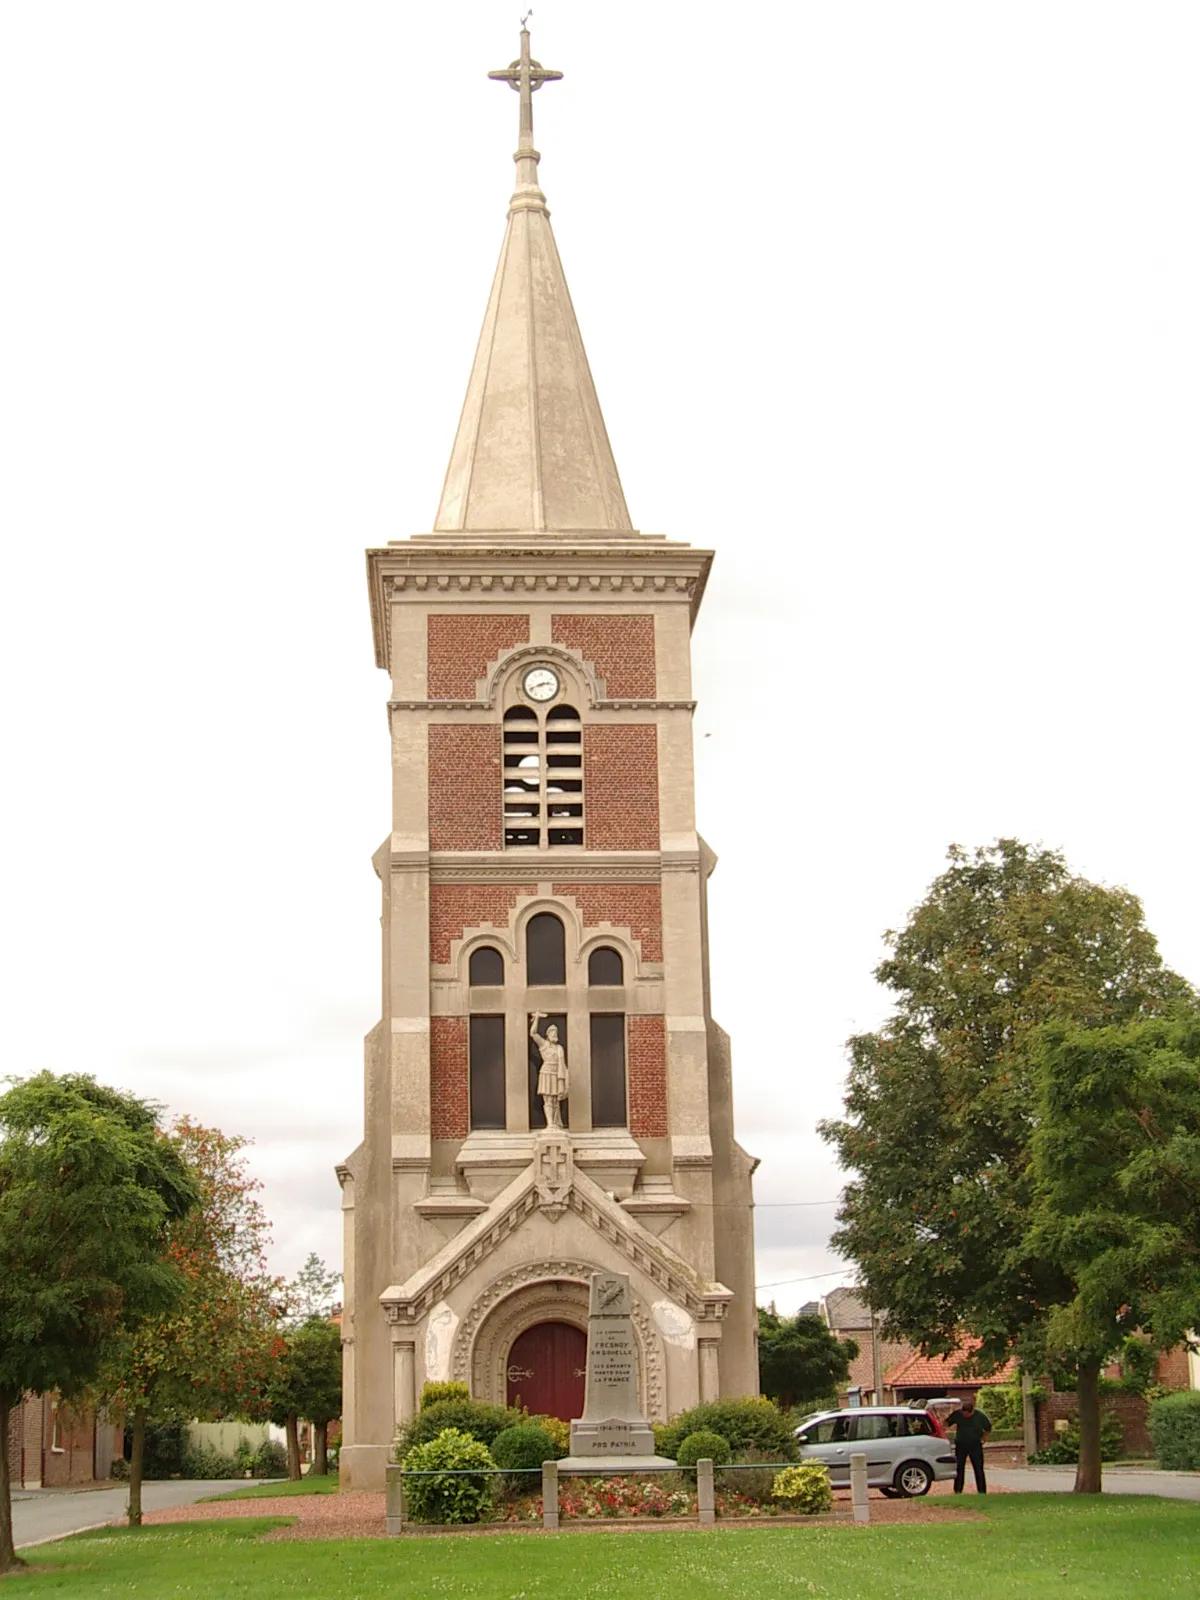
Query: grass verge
7 1494 1198 1597
200 1474 340 1501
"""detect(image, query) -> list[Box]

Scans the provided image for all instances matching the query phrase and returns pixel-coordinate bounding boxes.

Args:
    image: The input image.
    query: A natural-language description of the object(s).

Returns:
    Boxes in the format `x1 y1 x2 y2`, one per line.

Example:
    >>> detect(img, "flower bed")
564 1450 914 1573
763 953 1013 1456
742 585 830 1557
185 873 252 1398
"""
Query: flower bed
488 1473 780 1523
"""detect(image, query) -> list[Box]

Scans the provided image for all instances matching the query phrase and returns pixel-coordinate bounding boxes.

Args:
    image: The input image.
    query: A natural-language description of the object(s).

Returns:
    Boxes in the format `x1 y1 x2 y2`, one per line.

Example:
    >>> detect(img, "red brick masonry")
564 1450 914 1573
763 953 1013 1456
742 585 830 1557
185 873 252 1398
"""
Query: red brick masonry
429 885 536 965
427 614 530 699
628 1015 668 1138
551 614 656 699
430 1016 468 1140
428 725 502 851
583 725 659 850
551 883 663 963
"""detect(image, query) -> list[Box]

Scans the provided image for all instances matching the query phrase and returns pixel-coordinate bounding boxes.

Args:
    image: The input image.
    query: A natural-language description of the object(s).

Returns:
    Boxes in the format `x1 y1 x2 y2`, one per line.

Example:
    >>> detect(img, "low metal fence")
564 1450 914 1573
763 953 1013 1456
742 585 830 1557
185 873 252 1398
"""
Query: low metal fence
385 1453 871 1533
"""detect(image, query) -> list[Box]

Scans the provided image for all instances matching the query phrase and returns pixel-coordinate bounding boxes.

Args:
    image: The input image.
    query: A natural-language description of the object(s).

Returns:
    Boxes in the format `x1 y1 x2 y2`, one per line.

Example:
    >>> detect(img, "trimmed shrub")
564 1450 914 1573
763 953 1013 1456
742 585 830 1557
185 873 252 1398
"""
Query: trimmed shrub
1148 1391 1200 1470
251 1440 289 1478
772 1462 833 1515
402 1428 495 1524
977 1384 1024 1433
491 1422 561 1491
676 1430 732 1468
420 1380 471 1411
395 1398 520 1460
656 1398 795 1462
180 1442 243 1480
1029 1410 1124 1464
526 1414 570 1456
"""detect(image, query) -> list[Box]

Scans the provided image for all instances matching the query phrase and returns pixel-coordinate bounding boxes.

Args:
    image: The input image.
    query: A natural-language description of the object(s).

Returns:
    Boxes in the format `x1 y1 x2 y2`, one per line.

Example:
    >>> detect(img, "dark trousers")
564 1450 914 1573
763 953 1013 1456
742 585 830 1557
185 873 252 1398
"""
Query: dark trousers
954 1440 987 1494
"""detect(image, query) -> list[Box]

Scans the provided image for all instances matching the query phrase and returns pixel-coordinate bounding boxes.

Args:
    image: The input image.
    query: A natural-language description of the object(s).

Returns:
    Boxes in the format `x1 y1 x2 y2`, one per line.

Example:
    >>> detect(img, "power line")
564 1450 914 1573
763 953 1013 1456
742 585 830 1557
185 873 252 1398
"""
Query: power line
754 1267 849 1290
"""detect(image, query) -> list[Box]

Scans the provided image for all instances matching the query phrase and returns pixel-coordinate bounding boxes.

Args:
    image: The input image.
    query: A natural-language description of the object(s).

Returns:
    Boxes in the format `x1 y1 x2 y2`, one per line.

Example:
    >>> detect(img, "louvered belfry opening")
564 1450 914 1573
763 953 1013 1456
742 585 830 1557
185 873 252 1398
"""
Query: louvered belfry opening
503 703 584 848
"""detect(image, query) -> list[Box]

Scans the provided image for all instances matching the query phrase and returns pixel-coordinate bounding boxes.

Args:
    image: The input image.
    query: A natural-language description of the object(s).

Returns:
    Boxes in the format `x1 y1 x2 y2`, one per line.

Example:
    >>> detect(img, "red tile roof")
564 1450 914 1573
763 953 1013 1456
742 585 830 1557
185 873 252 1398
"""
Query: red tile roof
884 1339 1016 1389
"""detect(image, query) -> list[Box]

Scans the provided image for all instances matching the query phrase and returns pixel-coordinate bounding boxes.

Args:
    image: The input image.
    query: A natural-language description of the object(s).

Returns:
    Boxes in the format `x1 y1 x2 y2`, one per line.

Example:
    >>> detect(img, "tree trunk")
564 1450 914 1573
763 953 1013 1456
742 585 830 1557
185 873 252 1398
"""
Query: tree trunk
0 1391 28 1574
311 1420 328 1476
285 1415 301 1481
128 1407 146 1526
1074 1357 1103 1494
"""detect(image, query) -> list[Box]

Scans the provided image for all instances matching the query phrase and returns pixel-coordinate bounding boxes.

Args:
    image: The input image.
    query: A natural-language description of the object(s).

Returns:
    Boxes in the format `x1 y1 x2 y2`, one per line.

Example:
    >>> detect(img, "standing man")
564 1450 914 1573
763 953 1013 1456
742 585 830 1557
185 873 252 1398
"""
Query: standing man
945 1395 991 1493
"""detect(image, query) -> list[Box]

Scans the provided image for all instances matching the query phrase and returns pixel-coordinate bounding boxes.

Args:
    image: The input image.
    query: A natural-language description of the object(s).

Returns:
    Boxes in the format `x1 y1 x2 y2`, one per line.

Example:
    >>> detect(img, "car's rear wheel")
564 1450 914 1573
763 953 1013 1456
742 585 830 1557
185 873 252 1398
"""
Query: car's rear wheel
894 1461 933 1498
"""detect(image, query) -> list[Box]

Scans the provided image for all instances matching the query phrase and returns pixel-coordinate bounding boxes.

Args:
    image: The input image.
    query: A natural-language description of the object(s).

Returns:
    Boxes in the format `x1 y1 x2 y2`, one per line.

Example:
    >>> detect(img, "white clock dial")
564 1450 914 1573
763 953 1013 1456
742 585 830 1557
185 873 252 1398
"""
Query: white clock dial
523 666 559 702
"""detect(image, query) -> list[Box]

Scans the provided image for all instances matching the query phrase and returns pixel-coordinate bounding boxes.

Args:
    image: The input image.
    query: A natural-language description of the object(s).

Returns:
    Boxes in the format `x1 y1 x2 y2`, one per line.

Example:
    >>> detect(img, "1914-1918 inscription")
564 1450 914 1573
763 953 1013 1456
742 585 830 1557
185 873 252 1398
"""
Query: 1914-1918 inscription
563 1270 675 1467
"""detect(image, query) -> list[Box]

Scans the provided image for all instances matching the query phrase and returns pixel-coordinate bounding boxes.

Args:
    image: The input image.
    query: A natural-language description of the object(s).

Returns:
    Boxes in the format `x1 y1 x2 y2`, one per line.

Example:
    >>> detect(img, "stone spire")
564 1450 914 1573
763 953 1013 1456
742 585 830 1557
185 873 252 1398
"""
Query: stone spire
434 24 633 534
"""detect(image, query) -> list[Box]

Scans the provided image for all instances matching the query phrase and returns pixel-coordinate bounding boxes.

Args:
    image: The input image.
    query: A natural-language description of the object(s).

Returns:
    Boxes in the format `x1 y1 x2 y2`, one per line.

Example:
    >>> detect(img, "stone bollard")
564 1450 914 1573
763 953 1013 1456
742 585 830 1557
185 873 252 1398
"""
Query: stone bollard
849 1452 869 1525
542 1460 559 1531
385 1464 407 1535
697 1457 715 1527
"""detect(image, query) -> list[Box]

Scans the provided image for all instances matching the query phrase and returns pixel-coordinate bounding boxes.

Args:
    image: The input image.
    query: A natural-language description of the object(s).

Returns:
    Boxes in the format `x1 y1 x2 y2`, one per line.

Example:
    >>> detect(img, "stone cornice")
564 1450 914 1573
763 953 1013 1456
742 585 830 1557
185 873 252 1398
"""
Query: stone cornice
389 848 670 884
365 542 713 671
389 699 696 713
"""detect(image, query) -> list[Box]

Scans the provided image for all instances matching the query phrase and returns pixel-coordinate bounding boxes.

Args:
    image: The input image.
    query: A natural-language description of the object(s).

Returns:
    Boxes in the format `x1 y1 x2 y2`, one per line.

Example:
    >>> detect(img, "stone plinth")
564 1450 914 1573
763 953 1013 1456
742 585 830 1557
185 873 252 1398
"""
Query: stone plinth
560 1270 675 1472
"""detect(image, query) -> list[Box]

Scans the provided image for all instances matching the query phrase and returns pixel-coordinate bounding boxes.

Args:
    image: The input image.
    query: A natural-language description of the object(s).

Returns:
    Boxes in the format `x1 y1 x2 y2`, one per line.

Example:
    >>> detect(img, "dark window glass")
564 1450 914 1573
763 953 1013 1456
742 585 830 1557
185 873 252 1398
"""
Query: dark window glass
529 1013 567 1130
588 946 624 986
526 912 566 985
850 1414 897 1441
469 1015 506 1130
468 946 504 986
590 1014 627 1128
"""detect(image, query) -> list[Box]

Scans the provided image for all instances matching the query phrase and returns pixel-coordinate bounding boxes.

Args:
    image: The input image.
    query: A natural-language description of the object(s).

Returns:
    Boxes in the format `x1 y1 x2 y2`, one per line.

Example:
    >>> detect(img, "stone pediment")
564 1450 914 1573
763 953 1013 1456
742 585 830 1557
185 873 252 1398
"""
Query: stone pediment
379 1159 731 1327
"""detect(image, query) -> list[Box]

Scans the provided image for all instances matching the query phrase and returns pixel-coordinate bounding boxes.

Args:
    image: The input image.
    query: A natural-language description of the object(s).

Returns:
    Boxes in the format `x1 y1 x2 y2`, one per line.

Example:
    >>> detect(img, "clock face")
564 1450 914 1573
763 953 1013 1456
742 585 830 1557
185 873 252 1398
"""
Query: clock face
523 666 560 702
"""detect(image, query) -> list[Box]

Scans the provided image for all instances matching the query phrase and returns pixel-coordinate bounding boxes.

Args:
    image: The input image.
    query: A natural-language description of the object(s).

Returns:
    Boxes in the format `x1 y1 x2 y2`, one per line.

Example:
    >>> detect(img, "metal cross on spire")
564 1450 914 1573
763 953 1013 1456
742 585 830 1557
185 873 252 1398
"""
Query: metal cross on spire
488 18 563 152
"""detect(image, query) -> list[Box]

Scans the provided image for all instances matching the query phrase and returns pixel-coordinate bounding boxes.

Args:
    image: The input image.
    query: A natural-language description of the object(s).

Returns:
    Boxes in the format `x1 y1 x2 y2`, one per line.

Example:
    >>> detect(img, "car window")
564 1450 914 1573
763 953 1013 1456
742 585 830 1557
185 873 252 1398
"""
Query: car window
805 1418 849 1445
903 1413 934 1437
850 1414 897 1441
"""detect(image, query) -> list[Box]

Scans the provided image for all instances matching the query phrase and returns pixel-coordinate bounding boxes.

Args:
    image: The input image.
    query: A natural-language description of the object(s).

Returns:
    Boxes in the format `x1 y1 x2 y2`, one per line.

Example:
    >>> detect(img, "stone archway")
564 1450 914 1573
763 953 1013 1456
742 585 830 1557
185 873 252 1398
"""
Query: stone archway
450 1261 667 1418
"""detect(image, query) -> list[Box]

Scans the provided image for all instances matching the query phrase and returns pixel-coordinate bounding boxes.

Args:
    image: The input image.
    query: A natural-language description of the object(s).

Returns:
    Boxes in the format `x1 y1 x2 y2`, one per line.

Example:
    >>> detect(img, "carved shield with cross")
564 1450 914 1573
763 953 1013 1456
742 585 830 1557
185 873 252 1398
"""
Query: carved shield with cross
534 1132 573 1220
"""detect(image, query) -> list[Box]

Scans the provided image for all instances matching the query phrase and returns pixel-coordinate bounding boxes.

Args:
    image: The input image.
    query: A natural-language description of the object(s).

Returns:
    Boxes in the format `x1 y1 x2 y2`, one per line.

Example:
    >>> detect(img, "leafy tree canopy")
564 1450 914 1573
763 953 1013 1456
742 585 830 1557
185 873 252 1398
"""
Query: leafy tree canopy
284 1253 341 1327
0 1073 198 1571
757 1307 857 1410
819 839 1195 1491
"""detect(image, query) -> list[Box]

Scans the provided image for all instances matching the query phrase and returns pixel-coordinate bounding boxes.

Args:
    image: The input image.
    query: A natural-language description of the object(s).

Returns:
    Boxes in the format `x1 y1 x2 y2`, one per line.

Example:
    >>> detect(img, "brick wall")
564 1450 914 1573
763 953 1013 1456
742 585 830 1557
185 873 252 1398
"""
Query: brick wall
583 725 659 850
1037 1388 1152 1456
427 614 529 699
551 882 663 962
628 1015 668 1138
1155 1346 1191 1388
429 884 535 964
428 725 502 851
41 1401 97 1486
430 1016 469 1140
551 614 656 699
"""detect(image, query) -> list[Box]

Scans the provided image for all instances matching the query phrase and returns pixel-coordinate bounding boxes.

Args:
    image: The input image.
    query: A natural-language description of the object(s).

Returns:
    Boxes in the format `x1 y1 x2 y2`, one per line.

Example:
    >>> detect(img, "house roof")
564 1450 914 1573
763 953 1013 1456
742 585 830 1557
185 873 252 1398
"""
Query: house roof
884 1339 1017 1390
823 1286 874 1331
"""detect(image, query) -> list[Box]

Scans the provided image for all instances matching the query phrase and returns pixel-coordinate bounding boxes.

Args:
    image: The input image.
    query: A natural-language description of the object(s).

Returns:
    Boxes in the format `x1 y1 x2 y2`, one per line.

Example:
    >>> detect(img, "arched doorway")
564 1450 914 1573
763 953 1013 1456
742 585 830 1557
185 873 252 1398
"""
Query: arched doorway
505 1321 587 1420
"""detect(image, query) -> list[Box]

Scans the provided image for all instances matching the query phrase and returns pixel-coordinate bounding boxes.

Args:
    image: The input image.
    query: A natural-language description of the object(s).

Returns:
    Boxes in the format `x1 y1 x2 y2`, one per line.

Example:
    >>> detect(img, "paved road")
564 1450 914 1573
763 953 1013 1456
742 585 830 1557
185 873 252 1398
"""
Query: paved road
13 1480 263 1550
988 1467 1200 1502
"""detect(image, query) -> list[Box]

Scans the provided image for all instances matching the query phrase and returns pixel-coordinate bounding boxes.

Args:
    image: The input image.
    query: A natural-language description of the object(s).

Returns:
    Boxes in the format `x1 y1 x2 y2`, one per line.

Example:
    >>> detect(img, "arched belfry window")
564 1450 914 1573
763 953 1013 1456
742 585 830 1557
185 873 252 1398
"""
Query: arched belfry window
469 946 504 986
503 701 583 848
526 913 566 986
588 947 623 986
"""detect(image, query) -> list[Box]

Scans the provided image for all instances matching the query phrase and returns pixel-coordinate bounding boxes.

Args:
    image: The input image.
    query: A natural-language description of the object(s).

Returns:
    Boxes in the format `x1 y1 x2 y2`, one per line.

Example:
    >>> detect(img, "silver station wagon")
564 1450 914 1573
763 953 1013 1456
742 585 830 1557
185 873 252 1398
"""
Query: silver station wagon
793 1406 957 1498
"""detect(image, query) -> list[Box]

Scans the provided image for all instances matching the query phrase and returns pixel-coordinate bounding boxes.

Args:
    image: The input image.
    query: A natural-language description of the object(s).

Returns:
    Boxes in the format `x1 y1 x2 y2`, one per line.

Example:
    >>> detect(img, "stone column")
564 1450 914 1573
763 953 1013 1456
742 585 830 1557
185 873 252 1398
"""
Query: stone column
392 1339 416 1432
698 1337 720 1403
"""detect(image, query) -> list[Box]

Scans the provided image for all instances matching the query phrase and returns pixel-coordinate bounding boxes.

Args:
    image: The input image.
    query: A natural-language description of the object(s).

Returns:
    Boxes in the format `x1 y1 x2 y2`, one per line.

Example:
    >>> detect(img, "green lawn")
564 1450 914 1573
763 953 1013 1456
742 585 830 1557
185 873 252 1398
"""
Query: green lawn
200 1474 340 1501
10 1495 1197 1598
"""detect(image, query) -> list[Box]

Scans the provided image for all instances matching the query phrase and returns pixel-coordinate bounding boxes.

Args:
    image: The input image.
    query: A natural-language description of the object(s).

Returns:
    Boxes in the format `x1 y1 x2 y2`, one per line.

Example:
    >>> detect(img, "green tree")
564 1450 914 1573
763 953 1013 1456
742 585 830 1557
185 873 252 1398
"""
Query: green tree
284 1253 341 1325
268 1317 343 1477
0 1074 197 1573
1026 1017 1200 1489
757 1307 858 1409
819 840 1193 1495
99 1121 283 1524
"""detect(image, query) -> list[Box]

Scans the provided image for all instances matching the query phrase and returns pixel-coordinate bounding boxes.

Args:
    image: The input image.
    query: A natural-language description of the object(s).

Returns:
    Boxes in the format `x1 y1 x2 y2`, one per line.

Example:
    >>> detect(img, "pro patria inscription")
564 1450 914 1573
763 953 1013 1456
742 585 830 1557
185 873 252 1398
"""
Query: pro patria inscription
563 1271 675 1466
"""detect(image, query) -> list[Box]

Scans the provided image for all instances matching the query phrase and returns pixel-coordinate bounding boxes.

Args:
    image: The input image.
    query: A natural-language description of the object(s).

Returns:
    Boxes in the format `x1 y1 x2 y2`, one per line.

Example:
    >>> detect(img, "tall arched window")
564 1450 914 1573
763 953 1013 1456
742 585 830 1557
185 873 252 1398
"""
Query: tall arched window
469 946 504 986
588 947 623 986
469 1014 506 1130
590 1014 627 1128
503 702 583 848
526 913 566 985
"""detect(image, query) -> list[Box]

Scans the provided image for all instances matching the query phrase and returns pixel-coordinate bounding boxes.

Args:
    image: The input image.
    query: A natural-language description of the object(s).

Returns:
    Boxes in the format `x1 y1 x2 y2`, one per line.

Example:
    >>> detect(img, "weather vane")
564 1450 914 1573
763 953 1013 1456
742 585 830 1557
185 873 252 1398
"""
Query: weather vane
489 16 562 152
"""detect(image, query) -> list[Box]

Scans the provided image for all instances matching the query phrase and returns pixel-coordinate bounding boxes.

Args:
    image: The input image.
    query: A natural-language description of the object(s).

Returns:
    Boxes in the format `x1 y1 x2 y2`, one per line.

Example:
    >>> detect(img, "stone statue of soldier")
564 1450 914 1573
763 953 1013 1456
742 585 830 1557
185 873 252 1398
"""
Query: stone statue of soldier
529 1011 567 1128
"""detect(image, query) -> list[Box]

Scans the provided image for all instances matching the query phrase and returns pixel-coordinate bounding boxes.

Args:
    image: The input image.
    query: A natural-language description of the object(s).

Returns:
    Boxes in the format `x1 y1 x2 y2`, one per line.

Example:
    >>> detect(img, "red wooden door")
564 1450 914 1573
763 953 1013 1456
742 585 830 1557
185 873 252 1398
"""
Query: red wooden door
505 1321 587 1421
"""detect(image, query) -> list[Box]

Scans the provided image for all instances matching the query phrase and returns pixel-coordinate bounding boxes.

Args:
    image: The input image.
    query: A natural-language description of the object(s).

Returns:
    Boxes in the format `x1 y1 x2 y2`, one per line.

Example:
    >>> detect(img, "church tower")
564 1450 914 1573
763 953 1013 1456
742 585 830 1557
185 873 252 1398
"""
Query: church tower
338 28 757 1492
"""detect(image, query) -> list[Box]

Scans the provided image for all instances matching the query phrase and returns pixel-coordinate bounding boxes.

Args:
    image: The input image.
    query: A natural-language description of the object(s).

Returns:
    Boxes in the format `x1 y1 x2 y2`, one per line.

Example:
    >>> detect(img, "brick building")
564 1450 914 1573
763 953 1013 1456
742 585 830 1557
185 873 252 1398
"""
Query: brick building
336 29 757 1492
4 1395 121 1489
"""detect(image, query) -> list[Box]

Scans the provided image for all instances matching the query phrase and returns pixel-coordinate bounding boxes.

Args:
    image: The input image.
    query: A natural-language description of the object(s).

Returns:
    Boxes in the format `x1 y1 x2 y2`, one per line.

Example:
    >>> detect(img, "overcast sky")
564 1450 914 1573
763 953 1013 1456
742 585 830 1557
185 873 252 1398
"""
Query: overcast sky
2 2 1197 1314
